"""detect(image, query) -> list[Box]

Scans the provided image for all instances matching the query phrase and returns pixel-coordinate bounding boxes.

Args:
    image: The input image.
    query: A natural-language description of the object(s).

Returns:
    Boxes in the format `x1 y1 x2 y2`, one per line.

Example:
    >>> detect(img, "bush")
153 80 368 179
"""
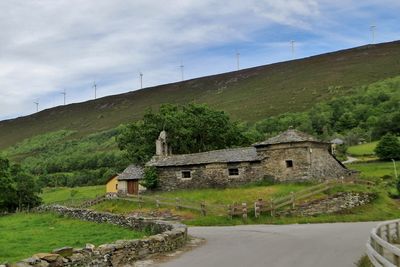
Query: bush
375 133 400 160
141 166 158 189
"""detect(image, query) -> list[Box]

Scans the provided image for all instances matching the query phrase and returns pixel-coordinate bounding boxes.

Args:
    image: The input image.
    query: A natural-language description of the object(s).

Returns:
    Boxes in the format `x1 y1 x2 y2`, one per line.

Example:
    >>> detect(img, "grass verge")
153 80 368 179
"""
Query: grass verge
0 212 147 264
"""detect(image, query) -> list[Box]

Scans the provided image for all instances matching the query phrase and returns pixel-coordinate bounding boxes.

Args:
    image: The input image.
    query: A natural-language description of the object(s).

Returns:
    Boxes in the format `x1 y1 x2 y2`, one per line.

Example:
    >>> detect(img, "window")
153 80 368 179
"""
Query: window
228 168 239 176
286 160 293 168
115 184 118 190
181 171 191 179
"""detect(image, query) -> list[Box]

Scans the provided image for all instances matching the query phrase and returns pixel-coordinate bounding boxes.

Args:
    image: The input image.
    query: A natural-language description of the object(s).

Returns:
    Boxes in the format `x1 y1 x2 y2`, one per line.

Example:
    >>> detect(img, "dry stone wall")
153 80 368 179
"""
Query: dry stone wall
278 192 376 217
12 205 187 267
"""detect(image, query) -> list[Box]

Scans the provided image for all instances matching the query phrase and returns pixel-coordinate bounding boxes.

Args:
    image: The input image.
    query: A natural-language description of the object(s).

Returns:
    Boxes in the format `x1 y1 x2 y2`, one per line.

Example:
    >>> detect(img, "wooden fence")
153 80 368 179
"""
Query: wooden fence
116 194 226 216
367 219 400 267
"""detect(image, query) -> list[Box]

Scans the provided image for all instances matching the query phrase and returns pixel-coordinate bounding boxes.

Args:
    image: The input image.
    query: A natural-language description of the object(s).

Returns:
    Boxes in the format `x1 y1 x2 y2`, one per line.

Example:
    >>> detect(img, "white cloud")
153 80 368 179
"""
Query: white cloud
0 0 397 119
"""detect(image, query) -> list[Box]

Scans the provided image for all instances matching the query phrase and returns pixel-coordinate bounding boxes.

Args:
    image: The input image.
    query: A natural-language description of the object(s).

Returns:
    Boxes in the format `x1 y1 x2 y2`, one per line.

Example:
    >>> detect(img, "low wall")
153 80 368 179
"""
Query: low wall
14 205 187 267
279 192 376 217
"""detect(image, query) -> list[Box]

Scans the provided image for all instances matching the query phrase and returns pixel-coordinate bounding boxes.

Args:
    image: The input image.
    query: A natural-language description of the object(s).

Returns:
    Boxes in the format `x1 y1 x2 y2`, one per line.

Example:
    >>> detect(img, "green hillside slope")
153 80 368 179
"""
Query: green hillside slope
1 41 400 149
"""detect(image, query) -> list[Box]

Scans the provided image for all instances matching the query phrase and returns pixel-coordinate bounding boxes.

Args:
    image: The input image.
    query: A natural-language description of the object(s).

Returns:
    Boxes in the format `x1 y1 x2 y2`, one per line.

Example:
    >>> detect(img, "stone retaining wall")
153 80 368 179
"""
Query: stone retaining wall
278 192 376 217
12 205 187 267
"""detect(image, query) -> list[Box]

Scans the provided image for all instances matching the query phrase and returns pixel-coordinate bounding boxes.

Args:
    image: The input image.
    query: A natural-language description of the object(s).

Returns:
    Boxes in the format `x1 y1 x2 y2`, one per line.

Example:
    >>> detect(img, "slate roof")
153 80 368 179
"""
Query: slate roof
147 147 262 167
331 138 344 145
254 129 325 146
117 165 144 180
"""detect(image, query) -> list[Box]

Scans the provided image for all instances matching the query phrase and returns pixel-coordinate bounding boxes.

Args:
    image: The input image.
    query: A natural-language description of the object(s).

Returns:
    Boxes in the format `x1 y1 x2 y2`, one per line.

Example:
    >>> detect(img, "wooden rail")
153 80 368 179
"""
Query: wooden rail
367 220 400 267
115 194 220 216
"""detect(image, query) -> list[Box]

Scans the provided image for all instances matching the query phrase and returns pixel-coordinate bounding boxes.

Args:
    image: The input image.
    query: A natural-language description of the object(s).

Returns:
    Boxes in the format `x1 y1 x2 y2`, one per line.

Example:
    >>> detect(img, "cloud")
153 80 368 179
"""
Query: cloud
0 0 398 119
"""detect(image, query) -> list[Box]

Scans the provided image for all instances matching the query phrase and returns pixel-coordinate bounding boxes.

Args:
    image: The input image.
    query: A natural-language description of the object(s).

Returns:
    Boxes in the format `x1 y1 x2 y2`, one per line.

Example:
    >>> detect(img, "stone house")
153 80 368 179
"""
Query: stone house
147 129 351 191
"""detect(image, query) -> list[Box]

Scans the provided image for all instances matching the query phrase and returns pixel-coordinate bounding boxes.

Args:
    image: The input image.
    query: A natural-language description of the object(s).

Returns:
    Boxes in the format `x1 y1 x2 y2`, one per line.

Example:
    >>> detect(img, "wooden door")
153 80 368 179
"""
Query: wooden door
127 180 139 195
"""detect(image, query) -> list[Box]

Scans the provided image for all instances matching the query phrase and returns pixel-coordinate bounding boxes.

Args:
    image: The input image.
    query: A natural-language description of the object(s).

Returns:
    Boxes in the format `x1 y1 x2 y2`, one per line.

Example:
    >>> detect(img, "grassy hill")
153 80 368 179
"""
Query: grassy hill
1 41 400 149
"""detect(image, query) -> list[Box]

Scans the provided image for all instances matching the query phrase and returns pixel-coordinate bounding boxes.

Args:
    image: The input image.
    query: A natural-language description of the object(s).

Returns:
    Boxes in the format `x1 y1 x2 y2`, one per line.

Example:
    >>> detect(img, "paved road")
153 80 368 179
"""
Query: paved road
154 222 377 267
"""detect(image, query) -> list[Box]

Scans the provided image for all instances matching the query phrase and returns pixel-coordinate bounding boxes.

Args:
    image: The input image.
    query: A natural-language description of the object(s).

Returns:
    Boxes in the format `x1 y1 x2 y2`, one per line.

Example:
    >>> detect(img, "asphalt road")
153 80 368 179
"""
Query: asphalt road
154 222 377 267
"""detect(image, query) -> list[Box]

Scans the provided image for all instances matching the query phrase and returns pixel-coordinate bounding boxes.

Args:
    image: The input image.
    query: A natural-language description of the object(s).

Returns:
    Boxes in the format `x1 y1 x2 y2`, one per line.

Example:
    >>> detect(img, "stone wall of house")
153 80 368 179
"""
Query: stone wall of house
14 205 187 267
257 142 349 182
309 146 350 179
278 192 376 217
157 161 264 191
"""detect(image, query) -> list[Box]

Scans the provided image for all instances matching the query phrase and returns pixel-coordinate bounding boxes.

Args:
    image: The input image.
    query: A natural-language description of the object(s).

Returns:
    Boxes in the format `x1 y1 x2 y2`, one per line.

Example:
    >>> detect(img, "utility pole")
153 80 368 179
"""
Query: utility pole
393 159 398 179
139 72 143 89
34 101 39 112
236 50 240 70
179 62 184 81
61 89 66 105
93 81 97 99
370 25 376 44
291 40 295 59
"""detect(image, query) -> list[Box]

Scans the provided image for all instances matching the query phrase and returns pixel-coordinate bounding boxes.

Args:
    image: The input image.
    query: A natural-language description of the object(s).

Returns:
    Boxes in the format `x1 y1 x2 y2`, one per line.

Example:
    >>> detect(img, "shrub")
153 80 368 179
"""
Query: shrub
375 133 400 160
141 166 158 189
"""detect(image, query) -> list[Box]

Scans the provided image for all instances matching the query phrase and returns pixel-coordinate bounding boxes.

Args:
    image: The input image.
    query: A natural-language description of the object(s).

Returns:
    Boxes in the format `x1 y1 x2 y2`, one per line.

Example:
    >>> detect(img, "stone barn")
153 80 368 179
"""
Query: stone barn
147 129 351 191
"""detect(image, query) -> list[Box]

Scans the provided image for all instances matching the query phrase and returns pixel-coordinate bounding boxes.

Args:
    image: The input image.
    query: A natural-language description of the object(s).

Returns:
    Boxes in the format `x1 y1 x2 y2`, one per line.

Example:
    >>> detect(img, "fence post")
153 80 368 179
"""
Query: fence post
255 199 261 218
156 198 160 209
200 202 207 216
394 253 400 267
387 224 391 242
291 192 295 209
228 205 232 219
138 196 142 209
397 222 400 240
176 197 181 210
242 203 247 220
270 198 275 217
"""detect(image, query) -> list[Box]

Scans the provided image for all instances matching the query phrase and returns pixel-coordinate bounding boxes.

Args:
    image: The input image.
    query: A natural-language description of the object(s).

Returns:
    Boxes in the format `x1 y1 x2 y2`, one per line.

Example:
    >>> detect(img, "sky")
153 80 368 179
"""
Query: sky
0 0 399 120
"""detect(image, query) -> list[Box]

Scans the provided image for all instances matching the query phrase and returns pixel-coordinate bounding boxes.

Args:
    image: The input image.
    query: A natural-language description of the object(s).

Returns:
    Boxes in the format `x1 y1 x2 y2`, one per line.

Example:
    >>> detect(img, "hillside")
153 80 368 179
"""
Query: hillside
1 41 400 149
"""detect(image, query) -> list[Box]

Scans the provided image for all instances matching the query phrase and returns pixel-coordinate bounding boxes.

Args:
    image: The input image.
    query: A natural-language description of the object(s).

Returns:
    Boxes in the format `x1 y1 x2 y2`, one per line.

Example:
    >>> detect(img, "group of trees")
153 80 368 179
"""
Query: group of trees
251 77 400 145
0 157 41 212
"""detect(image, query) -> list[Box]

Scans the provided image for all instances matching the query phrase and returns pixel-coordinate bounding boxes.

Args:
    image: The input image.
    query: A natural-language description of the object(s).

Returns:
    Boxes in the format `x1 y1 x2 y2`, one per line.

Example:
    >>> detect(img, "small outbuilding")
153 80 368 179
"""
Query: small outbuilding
105 174 119 193
117 165 144 195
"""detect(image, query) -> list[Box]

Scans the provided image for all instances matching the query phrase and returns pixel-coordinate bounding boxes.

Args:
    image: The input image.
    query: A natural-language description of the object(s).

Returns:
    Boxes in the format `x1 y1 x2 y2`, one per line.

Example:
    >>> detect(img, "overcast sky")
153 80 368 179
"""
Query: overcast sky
0 0 399 120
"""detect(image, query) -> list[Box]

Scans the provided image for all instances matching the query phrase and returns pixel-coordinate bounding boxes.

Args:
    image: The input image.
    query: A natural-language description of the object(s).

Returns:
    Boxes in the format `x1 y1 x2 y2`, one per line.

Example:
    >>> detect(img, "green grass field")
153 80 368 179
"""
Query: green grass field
348 141 378 156
0 212 146 264
41 185 105 205
347 161 397 179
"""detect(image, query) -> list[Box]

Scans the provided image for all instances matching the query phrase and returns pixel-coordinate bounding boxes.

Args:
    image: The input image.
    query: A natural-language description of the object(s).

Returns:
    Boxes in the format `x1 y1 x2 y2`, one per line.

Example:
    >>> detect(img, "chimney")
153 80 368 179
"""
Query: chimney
156 130 170 156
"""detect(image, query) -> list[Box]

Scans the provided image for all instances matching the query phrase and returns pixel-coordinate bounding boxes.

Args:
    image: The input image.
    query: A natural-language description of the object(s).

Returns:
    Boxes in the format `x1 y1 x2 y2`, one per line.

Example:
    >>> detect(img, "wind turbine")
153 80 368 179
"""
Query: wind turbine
34 100 39 112
291 40 295 59
370 25 377 44
179 61 184 81
139 72 143 89
61 89 66 105
236 49 240 70
93 81 97 99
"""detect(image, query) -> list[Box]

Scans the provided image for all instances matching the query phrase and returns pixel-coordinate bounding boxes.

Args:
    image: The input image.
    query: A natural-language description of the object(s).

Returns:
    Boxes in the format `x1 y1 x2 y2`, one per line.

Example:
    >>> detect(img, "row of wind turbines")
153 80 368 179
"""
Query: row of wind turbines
33 25 379 113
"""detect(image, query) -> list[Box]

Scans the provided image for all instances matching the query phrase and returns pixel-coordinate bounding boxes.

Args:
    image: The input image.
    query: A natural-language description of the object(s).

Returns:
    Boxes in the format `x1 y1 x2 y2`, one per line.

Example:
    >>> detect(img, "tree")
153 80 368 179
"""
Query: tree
0 156 42 212
374 134 400 160
117 104 250 164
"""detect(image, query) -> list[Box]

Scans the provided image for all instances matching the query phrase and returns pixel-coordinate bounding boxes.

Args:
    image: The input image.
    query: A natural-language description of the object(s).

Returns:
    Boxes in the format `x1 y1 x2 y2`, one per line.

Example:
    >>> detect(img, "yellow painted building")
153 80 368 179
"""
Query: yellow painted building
106 175 118 193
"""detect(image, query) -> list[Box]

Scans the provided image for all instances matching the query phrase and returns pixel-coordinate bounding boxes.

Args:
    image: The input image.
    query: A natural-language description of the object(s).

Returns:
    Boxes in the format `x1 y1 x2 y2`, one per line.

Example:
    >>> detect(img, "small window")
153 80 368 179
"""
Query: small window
286 160 293 168
228 168 239 176
181 171 191 179
115 184 118 190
